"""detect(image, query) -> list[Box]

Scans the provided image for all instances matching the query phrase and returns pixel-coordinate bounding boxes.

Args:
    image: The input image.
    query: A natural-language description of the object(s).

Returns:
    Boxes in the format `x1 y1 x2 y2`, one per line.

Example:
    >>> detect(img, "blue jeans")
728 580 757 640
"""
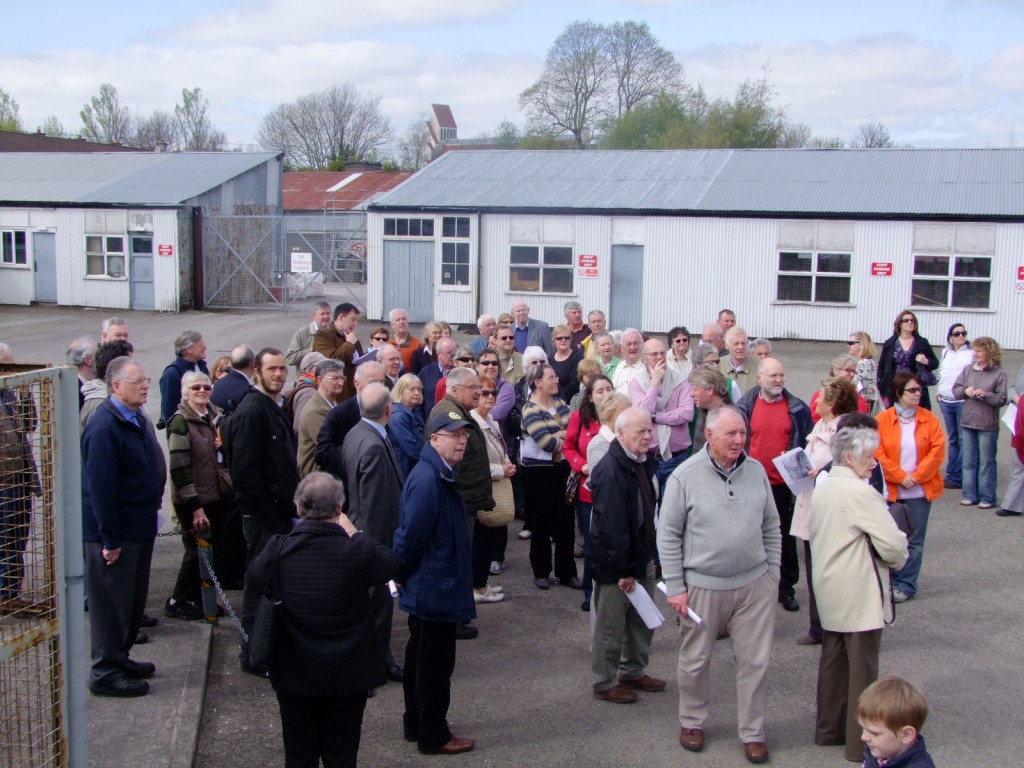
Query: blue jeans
938 399 964 485
888 497 931 597
962 428 998 505
577 500 593 603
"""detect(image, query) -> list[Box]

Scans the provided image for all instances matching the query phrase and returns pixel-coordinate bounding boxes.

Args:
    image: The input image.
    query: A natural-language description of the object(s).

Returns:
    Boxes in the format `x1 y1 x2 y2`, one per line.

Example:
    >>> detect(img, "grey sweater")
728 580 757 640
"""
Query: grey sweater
657 446 782 594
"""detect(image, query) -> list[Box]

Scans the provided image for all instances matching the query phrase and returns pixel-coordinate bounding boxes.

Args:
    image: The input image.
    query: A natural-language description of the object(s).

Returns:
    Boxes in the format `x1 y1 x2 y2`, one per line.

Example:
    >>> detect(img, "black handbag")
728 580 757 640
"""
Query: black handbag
565 471 581 506
916 362 937 387
247 534 288 674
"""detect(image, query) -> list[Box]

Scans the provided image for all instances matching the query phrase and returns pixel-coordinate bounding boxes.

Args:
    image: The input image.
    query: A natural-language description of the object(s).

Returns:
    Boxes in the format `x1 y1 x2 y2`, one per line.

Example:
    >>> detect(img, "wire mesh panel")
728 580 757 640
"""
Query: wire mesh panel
0 366 84 768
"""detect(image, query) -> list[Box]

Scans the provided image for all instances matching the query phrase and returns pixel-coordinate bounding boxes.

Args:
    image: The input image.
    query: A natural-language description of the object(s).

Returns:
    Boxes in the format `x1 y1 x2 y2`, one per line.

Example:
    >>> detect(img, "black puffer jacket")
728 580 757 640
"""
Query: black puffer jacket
427 395 494 514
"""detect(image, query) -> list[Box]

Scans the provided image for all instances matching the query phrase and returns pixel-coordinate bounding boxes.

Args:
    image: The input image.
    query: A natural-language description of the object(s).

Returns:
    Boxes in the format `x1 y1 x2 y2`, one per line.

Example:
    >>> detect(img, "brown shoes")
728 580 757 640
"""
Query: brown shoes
744 741 770 763
679 728 704 752
796 633 822 646
619 674 666 692
593 684 638 704
422 735 475 755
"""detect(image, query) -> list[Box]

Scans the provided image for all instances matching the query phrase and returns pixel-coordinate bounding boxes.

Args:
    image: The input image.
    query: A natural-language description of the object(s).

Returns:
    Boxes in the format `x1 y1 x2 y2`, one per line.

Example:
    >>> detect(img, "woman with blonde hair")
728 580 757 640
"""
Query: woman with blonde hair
389 373 425 477
847 331 879 413
410 322 442 374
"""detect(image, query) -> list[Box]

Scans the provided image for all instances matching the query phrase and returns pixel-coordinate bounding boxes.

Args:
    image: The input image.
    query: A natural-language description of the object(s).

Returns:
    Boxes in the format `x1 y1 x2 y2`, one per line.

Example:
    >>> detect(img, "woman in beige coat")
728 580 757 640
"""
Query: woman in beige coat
809 427 908 762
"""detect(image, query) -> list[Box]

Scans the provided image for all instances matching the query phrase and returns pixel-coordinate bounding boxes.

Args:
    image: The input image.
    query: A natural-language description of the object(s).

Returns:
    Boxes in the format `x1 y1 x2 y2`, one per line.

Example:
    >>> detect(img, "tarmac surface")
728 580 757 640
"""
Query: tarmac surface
1 302 1022 767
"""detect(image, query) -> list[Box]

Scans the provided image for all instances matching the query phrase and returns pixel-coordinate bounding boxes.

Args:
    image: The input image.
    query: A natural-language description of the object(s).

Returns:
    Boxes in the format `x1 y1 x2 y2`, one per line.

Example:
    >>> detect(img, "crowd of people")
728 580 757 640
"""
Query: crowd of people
7 300 1022 766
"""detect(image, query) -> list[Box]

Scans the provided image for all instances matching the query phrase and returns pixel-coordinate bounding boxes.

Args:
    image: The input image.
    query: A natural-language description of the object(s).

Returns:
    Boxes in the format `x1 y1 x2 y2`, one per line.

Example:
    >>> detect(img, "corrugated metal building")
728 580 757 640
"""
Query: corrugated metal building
366 148 1024 348
0 151 283 312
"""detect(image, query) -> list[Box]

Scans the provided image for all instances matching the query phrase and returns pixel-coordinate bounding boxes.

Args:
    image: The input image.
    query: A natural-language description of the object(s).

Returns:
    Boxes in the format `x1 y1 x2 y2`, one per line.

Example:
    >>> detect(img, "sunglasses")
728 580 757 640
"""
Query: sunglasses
903 387 922 393
497 335 514 341
456 356 475 363
950 331 967 337
846 340 858 346
372 336 388 342
479 360 499 366
554 336 571 341
901 318 916 324
190 384 213 392
673 337 689 343
480 389 497 397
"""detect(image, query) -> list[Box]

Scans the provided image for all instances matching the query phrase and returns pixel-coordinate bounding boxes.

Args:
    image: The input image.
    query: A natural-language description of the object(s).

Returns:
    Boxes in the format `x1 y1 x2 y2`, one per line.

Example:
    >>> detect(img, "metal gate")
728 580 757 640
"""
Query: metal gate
0 365 86 768
202 208 367 310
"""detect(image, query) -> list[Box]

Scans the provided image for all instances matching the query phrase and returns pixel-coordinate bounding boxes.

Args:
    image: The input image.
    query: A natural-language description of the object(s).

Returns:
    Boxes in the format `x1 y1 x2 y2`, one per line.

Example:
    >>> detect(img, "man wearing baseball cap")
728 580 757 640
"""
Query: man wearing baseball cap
393 409 477 755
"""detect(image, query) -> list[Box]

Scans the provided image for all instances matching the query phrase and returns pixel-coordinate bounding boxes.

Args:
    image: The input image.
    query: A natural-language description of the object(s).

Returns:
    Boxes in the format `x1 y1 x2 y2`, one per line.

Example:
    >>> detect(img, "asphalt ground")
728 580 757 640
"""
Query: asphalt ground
1 302 1021 767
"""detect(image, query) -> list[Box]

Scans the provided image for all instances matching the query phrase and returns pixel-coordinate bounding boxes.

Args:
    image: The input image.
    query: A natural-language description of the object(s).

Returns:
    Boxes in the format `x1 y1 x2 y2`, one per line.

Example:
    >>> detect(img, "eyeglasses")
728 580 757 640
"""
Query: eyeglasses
123 377 151 385
479 360 499 366
372 336 388 342
901 318 916 324
480 389 497 397
497 335 514 341
554 335 571 341
842 368 857 374
846 340 858 346
456 356 475 363
903 387 922 393
189 384 213 392
320 374 345 382
673 337 689 344
951 331 967 337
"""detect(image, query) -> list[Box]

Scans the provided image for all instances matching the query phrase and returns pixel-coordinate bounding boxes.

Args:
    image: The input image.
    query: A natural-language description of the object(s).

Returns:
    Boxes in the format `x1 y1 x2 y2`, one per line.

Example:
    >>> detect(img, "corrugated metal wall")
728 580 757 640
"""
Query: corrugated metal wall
0 209 53 305
150 209 180 312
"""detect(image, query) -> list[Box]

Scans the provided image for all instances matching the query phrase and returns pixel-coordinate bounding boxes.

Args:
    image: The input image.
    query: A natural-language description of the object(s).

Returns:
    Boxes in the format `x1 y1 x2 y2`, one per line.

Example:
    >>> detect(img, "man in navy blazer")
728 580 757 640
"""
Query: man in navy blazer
417 337 457 413
341 382 405 682
210 344 255 415
511 300 554 357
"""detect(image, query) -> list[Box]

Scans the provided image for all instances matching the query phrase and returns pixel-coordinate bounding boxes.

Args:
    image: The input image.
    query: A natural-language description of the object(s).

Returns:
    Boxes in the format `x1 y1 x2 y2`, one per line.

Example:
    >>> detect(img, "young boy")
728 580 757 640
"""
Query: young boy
856 676 936 767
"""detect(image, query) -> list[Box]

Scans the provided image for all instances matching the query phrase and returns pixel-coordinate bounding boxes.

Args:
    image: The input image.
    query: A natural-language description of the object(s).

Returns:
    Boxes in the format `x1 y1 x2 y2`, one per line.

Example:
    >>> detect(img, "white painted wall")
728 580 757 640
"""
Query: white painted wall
0 209 56 305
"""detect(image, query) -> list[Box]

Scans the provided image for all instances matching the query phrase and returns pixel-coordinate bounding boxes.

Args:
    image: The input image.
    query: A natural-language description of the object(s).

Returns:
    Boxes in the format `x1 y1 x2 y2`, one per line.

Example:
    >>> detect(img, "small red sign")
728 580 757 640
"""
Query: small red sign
871 262 893 277
158 244 174 256
1017 265 1024 281
578 254 598 268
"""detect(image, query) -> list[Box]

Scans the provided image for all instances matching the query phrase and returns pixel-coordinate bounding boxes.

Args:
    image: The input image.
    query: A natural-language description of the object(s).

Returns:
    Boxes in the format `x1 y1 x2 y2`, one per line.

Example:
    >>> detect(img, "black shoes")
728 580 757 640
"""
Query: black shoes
90 676 149 698
779 594 800 612
124 659 156 679
386 663 404 682
164 599 204 621
140 613 159 628
996 508 1022 517
455 624 479 640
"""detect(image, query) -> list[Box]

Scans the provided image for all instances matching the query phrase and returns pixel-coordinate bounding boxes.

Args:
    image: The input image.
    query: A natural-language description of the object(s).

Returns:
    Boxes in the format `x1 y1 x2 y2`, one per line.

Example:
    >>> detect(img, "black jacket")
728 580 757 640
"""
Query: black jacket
427 395 494 514
877 334 939 410
248 520 398 696
587 440 658 583
210 369 252 415
222 389 298 532
313 396 361 481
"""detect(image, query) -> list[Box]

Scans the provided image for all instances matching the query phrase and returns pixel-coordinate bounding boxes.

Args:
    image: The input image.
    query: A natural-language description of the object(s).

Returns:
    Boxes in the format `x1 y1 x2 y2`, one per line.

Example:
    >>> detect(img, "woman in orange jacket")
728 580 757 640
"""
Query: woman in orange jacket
874 371 945 603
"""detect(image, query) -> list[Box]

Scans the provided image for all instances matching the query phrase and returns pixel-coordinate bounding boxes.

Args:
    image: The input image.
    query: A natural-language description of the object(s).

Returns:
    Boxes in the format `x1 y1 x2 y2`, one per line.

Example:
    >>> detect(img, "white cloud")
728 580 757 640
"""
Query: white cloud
976 43 1024 92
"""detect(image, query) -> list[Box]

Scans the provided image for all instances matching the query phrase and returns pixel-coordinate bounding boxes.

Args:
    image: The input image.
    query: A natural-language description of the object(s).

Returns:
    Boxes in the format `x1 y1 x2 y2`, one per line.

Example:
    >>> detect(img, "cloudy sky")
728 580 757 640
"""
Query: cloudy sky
3 0 1022 151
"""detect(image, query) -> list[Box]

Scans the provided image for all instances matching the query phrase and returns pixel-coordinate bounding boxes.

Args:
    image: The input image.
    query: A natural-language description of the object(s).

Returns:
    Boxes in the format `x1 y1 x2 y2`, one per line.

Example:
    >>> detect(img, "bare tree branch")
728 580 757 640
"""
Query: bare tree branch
606 21 683 117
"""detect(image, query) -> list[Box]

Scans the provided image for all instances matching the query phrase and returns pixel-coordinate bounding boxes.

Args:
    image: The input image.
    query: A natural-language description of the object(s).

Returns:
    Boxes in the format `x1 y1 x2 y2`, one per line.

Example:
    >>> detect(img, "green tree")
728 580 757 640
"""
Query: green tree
40 115 70 138
0 89 24 132
80 84 133 145
175 87 226 151
493 119 521 149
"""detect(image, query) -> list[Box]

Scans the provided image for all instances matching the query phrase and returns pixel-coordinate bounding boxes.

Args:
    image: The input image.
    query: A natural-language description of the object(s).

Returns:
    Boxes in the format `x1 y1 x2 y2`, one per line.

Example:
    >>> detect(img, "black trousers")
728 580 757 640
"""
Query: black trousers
170 497 232 604
523 462 577 582
368 583 396 667
471 520 502 589
803 540 823 641
84 538 154 685
403 616 456 751
276 690 368 768
770 483 799 598
240 514 288 663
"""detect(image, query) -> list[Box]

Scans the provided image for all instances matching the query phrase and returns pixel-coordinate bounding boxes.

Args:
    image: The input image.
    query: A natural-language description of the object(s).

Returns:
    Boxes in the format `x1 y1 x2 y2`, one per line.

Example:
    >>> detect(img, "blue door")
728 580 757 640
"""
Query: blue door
130 236 155 310
610 245 644 331
33 232 57 303
383 240 434 323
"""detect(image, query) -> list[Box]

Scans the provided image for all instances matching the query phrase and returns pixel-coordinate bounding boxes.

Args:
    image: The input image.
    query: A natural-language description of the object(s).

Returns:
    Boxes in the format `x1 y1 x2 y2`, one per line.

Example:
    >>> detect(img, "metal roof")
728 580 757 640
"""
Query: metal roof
0 151 282 207
283 171 412 211
371 148 1024 218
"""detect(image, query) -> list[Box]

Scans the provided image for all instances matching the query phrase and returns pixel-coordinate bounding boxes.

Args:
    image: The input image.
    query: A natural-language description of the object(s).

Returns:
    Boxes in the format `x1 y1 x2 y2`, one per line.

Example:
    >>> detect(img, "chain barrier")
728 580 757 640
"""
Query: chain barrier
195 544 248 644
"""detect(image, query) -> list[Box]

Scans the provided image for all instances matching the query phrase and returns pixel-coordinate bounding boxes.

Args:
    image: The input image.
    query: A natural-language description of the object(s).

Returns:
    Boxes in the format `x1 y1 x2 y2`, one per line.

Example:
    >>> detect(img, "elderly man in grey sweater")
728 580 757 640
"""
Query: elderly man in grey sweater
657 405 781 765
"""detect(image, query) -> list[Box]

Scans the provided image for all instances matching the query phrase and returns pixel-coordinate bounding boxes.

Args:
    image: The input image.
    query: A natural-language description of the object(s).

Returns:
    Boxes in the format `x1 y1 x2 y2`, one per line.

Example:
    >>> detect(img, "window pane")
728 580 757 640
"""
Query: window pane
131 236 153 254
816 253 850 274
510 245 539 265
441 267 456 285
954 256 991 278
441 242 456 263
107 255 126 278
455 217 470 238
456 242 469 264
86 254 105 275
455 264 470 285
952 280 990 309
106 236 124 253
779 251 812 272
777 275 812 301
409 219 421 237
86 235 103 253
442 217 456 238
384 219 396 236
397 219 408 236
910 279 948 307
510 266 540 291
913 255 949 276
542 267 573 293
1 232 11 262
815 276 851 303
422 219 434 237
544 246 573 266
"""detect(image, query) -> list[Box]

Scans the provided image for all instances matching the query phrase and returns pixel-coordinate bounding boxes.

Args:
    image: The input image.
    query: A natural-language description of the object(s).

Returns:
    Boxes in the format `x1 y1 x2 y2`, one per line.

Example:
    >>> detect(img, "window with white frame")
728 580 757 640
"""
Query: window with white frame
508 216 575 294
775 220 854 304
383 217 434 238
86 235 126 278
910 223 995 309
440 216 470 286
1 230 27 266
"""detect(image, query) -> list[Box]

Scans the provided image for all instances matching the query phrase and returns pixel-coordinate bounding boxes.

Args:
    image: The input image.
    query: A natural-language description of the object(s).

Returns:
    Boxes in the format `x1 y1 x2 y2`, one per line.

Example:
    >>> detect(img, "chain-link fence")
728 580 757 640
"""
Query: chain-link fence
0 366 86 768
202 207 367 310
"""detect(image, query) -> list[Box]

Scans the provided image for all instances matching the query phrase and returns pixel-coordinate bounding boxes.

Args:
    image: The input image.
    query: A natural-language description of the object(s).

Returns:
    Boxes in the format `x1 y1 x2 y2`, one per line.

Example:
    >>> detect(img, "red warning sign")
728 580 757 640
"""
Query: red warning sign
871 262 892 277
158 244 174 256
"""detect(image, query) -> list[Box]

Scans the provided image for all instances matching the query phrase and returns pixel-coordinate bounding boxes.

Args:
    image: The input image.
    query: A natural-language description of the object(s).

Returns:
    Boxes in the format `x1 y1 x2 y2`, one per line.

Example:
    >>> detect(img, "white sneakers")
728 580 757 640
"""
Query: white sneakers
473 587 504 603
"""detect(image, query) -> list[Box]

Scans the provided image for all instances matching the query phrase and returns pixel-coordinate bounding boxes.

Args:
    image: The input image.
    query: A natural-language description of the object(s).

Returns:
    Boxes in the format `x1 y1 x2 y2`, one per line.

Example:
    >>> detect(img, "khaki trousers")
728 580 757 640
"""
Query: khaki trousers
590 562 656 691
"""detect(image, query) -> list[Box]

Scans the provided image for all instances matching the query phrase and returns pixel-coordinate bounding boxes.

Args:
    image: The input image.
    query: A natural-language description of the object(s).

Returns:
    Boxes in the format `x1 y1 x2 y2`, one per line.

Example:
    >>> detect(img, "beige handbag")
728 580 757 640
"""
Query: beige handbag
478 477 515 527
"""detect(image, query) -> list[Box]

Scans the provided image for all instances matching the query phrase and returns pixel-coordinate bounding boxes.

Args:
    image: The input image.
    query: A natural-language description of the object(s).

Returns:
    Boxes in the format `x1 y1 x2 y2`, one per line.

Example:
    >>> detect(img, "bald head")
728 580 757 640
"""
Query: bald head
354 362 385 391
359 382 392 422
377 345 402 377
615 407 653 456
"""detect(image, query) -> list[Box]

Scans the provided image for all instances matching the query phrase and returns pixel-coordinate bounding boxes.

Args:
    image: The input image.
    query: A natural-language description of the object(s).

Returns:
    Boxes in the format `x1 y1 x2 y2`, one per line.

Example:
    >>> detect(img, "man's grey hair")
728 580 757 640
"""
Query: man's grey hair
313 300 331 313
752 338 773 353
436 336 458 355
359 382 392 420
105 356 137 392
174 331 203 355
355 361 384 384
705 404 746 433
476 314 495 331
229 344 255 369
102 317 126 334
691 343 719 366
389 307 408 323
180 370 212 400
522 345 548 367
447 367 478 388
66 337 97 366
293 472 345 521
702 322 723 338
563 300 582 313
621 328 643 343
314 359 345 379
688 367 730 398
614 406 650 433
831 427 880 467
724 326 748 343
588 309 605 322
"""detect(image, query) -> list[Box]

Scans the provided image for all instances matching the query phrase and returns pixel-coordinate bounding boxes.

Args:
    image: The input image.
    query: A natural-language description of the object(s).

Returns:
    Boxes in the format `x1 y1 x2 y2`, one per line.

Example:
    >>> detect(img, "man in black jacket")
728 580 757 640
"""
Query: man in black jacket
587 407 664 704
221 347 299 670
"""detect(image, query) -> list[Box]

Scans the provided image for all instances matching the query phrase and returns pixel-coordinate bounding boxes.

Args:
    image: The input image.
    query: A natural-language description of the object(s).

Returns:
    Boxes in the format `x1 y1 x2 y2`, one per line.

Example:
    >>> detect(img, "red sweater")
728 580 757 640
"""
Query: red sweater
564 410 599 503
748 396 791 485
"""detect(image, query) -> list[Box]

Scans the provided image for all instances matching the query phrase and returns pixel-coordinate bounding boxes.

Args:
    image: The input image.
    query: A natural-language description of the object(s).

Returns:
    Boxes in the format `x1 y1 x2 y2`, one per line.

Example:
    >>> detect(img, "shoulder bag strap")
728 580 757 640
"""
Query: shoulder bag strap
262 533 290 600
865 536 895 625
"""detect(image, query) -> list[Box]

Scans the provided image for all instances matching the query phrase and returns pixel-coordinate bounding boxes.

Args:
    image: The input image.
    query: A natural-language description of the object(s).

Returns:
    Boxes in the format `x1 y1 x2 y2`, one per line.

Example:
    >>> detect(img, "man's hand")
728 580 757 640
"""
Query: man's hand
193 508 211 533
618 577 636 593
503 460 516 478
651 357 667 387
666 592 689 615
345 331 359 345
102 547 121 566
